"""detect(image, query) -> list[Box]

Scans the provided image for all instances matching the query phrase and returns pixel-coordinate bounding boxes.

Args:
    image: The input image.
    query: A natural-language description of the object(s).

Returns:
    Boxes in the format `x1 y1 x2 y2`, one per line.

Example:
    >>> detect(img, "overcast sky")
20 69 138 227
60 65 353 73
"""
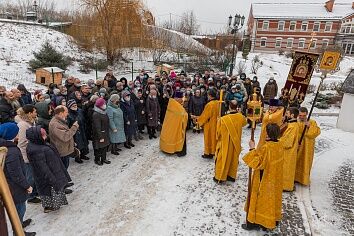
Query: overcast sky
7 0 353 34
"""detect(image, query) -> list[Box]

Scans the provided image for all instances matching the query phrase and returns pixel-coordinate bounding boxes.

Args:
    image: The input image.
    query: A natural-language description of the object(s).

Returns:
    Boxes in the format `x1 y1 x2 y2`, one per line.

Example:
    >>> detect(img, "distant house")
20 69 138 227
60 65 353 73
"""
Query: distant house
35 67 64 86
247 0 354 55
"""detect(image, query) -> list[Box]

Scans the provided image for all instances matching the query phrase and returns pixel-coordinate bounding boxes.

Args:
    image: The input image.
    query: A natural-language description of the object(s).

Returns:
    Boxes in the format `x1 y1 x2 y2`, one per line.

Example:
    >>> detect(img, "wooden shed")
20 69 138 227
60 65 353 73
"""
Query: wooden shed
35 67 64 86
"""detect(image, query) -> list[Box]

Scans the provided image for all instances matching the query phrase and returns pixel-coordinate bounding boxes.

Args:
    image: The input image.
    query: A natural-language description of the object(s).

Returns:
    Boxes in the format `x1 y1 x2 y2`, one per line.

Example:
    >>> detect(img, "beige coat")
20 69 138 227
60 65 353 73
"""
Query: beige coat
16 114 35 163
49 116 78 157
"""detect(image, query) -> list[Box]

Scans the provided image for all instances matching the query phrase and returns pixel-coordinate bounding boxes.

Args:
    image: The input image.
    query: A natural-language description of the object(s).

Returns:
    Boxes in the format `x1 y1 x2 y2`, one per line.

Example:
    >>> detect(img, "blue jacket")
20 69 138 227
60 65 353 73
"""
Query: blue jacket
106 101 126 144
1 138 30 204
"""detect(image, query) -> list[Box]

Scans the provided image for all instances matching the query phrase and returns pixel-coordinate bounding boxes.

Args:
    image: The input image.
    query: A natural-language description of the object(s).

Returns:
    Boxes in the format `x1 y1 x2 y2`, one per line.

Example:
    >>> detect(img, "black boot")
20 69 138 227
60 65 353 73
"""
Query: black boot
94 153 103 166
124 142 131 149
227 176 236 182
111 144 120 155
202 154 213 159
241 221 260 231
81 155 90 160
129 142 135 147
75 156 83 164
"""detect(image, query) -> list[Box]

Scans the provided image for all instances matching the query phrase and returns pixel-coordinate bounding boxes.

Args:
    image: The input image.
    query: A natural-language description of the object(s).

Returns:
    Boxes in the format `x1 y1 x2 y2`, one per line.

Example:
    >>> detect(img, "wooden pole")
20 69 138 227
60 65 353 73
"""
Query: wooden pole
246 120 255 222
0 198 8 236
299 74 325 145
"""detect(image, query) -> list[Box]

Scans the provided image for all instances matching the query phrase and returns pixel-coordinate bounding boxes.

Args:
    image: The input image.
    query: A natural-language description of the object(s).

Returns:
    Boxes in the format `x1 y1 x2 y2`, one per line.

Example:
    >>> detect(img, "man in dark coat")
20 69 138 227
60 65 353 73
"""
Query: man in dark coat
263 77 279 104
0 123 36 235
120 91 137 149
104 67 118 90
133 89 147 135
0 91 17 124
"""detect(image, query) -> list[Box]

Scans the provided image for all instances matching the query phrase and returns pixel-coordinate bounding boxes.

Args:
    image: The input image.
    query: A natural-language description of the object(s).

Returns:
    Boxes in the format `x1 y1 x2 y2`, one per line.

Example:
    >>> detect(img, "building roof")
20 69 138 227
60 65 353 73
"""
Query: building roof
252 2 353 20
41 67 64 73
342 69 354 94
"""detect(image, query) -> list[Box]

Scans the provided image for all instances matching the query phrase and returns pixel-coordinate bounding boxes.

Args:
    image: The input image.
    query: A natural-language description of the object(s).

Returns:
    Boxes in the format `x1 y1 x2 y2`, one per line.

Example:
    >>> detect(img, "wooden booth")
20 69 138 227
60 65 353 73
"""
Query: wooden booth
35 67 64 86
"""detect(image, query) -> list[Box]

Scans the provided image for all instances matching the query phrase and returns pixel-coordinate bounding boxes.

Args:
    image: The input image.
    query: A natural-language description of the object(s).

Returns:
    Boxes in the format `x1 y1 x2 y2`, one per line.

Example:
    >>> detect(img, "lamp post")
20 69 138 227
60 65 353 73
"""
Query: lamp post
228 14 245 76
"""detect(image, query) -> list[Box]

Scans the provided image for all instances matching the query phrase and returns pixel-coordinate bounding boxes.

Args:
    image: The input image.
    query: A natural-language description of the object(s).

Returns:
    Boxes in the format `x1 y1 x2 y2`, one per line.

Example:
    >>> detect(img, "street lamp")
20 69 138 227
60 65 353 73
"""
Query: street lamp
228 14 245 76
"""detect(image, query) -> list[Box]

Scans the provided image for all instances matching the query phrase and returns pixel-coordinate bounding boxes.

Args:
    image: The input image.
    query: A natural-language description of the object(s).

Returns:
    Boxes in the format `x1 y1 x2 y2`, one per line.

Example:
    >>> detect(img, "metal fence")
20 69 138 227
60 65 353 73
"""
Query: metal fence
0 71 46 92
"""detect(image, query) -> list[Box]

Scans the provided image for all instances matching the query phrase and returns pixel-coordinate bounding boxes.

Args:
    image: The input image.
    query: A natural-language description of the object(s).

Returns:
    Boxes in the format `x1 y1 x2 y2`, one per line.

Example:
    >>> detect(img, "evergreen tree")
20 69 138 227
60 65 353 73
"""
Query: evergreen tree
29 41 71 71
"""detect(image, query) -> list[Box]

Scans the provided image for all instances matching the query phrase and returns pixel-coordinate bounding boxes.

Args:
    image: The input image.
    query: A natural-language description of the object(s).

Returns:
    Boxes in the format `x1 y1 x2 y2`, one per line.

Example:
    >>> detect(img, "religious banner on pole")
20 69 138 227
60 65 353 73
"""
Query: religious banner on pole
282 51 320 105
319 51 341 71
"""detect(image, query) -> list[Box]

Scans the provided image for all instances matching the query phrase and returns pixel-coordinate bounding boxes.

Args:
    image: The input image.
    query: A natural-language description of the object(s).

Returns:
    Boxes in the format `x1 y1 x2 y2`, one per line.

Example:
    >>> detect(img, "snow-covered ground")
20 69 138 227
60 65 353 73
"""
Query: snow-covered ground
19 116 354 236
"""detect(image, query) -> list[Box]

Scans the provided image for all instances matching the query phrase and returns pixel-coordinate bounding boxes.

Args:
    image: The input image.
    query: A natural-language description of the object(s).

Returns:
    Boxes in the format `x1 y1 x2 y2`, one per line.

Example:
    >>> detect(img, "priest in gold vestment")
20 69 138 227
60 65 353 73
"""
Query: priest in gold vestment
295 107 321 186
195 89 219 159
214 100 247 183
242 123 284 230
280 107 299 191
257 99 284 148
160 98 188 156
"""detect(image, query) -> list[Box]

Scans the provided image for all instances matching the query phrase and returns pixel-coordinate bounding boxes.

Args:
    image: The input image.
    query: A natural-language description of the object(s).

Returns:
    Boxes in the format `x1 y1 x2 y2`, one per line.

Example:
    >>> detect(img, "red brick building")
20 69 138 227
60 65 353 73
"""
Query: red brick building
247 0 354 55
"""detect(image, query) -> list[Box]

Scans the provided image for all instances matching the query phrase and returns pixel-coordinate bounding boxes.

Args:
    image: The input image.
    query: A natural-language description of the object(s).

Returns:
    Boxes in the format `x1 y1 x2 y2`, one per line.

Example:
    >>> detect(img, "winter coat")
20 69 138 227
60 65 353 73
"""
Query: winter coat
17 115 35 163
120 100 137 138
0 98 15 124
226 91 245 103
189 96 206 116
67 109 89 152
26 126 71 196
35 102 52 133
244 82 253 99
106 101 126 144
263 81 278 103
49 116 78 157
146 96 160 127
92 107 110 149
133 96 147 126
83 102 94 141
21 92 32 105
0 138 30 204
252 81 261 90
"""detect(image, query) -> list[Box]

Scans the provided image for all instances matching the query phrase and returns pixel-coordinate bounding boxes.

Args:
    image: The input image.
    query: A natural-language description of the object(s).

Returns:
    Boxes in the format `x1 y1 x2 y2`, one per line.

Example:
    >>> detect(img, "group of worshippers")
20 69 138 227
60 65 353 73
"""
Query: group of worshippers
0 66 319 235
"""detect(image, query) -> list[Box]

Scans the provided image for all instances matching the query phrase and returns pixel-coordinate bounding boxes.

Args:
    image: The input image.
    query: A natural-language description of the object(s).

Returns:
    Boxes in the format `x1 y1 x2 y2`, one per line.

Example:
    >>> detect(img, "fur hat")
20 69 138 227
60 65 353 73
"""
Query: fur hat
0 122 19 140
95 98 106 108
110 94 120 103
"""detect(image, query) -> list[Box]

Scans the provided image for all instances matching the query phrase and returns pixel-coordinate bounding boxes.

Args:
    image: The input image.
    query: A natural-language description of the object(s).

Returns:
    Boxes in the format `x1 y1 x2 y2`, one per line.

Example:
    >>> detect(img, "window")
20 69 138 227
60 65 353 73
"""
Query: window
40 77 45 84
313 22 320 32
301 21 308 31
260 37 267 47
298 38 306 48
325 22 332 32
310 39 317 49
289 21 296 31
278 21 285 31
322 39 329 48
287 38 294 48
275 38 282 48
262 21 269 30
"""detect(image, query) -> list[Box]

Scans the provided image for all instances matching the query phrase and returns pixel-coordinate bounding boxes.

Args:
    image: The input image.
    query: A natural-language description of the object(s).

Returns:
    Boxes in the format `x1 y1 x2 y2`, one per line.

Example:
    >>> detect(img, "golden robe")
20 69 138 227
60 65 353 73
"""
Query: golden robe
243 141 284 229
197 100 220 155
279 121 299 191
214 113 247 181
295 120 321 186
160 99 188 154
257 108 284 148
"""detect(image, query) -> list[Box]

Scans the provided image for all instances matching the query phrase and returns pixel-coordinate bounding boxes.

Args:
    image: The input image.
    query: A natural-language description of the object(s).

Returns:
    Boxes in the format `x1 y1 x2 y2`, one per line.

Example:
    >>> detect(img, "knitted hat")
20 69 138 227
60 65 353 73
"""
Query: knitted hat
0 122 19 140
121 90 131 98
87 79 95 88
67 99 77 109
110 94 120 103
95 98 106 108
90 94 99 103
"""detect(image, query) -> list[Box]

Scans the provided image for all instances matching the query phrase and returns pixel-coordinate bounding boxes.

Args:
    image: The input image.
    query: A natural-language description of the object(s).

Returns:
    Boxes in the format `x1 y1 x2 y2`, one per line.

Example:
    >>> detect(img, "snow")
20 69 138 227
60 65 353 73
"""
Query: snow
15 116 352 236
252 2 353 20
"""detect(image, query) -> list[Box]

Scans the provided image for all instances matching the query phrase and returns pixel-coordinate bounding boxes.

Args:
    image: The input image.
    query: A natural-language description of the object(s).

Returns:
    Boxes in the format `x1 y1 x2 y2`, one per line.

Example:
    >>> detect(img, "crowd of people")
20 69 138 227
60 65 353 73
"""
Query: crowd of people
0 66 318 235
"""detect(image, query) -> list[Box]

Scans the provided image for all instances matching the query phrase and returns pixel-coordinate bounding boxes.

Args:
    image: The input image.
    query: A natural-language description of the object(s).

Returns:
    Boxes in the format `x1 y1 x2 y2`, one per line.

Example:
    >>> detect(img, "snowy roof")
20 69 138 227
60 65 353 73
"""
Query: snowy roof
252 2 353 20
41 67 64 73
342 69 354 94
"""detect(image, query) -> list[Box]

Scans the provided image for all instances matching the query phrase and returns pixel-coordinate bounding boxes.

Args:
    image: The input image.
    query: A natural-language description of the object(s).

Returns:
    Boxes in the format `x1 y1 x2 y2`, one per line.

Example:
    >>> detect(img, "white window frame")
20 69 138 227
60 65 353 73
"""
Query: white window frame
262 21 269 30
298 38 306 48
286 38 294 48
313 22 320 32
289 21 297 31
301 21 308 32
278 21 285 31
310 39 317 49
324 22 332 32
260 37 267 47
275 37 282 48
322 39 329 48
